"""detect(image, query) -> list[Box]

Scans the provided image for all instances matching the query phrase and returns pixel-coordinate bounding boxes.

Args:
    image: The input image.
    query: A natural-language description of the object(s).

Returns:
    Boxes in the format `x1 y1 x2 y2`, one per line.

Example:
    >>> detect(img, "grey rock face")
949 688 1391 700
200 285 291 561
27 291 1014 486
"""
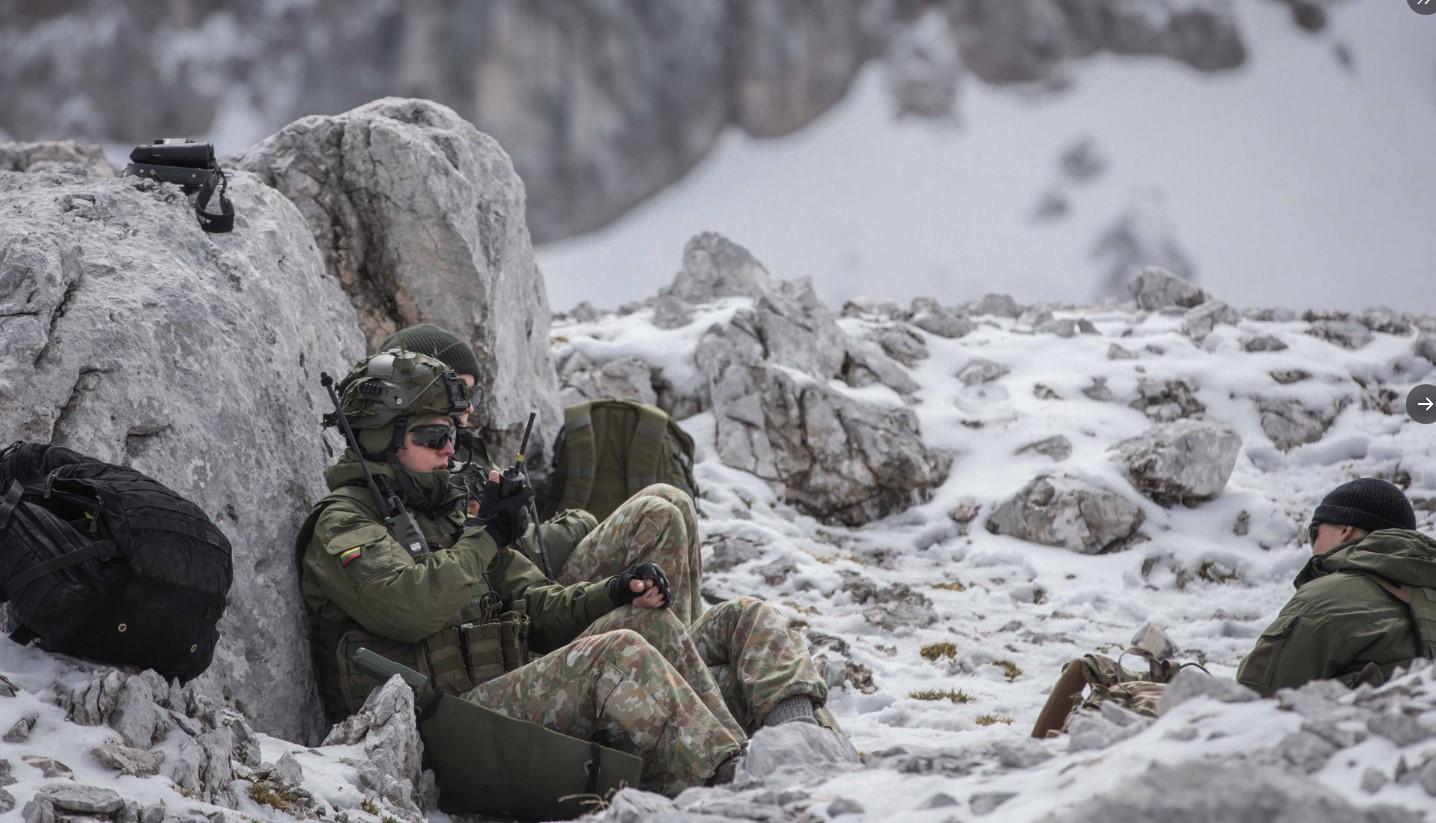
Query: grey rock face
1131 378 1204 422
238 97 560 466
842 339 921 397
1258 397 1339 451
1307 319 1374 350
1128 266 1206 311
1242 334 1290 353
867 325 929 368
0 141 116 177
28 784 124 816
908 297 973 339
1041 762 1417 823
667 231 778 305
558 353 658 407
3 712 35 743
1114 420 1240 506
110 674 169 750
1157 668 1258 714
0 169 360 742
986 474 1145 554
323 676 427 817
91 743 165 778
173 724 237 807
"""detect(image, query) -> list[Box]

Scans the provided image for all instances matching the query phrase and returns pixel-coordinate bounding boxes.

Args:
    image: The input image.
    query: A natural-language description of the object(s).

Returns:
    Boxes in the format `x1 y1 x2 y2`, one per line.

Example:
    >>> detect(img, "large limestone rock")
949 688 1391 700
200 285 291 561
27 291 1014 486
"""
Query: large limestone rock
323 676 431 816
681 234 950 525
1114 420 1241 506
986 474 1145 553
238 98 561 464
0 164 362 742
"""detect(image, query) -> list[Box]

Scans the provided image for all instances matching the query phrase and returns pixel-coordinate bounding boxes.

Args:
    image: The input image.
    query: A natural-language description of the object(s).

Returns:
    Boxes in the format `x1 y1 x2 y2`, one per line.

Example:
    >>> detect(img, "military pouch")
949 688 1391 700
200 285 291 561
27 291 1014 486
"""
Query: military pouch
496 600 531 671
336 631 432 713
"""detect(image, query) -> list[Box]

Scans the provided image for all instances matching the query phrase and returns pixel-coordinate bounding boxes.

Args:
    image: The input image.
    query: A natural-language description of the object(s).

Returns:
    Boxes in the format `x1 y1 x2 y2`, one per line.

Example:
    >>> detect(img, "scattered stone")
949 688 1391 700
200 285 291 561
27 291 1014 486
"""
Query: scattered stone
949 499 982 523
0 788 11 815
909 297 973 338
4 713 37 743
993 739 1053 769
1258 397 1339 451
273 751 305 787
957 358 1009 385
22 756 72 779
1366 710 1435 747
1271 369 1310 384
987 474 1145 554
1414 335 1436 365
869 325 929 368
0 675 18 698
1307 319 1373 350
1183 300 1237 340
1245 307 1299 322
92 743 165 777
1233 510 1250 536
1359 308 1409 335
972 293 1022 318
1082 377 1114 402
0 759 12 786
1277 730 1338 774
971 791 1017 815
1108 343 1137 360
1360 768 1389 794
34 783 124 814
1128 266 1206 311
843 339 922 396
706 533 765 573
827 796 865 816
1114 420 1240 505
1031 189 1070 222
1415 755 1436 797
1034 383 1062 400
1157 668 1258 714
918 792 959 809
1068 712 1145 751
1242 334 1289 353
756 558 798 587
1016 435 1072 462
110 673 169 749
862 584 938 630
323 676 427 816
1036 316 1097 337
1131 378 1204 421
736 722 859 783
1060 136 1107 183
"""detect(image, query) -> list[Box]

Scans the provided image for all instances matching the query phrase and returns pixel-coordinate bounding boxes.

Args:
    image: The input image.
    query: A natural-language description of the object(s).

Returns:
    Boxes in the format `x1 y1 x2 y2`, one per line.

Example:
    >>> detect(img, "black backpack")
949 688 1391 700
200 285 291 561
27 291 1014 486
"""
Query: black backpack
0 442 233 681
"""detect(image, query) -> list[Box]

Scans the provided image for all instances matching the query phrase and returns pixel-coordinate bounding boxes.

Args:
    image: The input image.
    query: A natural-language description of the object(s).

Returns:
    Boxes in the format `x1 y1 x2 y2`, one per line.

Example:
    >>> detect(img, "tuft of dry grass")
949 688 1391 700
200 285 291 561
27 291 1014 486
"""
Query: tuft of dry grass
249 782 303 813
931 580 967 592
995 659 1023 681
909 689 975 704
920 642 958 662
975 714 1014 726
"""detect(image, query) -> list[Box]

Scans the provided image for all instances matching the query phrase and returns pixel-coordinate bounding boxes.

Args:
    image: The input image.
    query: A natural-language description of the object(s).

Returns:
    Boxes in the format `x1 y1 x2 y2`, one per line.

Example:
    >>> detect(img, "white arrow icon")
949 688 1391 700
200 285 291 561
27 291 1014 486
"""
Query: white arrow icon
1422 398 1434 410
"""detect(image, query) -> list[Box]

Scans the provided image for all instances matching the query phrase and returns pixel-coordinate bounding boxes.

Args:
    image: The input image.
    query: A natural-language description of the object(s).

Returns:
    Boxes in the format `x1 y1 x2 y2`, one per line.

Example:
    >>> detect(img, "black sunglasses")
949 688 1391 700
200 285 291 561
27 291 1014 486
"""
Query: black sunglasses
1307 521 1321 545
409 423 457 450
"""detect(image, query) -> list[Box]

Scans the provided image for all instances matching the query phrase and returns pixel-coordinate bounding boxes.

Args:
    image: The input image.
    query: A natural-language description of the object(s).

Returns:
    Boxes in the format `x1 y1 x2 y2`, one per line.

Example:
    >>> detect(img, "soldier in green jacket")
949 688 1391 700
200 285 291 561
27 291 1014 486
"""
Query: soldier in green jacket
299 350 839 795
1237 478 1436 696
377 324 704 624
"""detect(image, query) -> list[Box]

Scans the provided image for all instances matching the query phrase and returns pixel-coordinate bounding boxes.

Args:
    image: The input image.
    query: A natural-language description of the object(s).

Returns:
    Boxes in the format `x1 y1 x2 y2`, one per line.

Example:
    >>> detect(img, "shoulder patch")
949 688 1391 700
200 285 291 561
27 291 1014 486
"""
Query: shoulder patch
324 523 390 558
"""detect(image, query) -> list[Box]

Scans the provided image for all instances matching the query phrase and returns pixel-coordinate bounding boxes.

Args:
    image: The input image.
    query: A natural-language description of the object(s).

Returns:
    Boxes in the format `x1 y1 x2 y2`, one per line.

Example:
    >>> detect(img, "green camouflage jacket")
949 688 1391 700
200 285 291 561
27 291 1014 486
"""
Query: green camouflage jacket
298 454 617 719
1237 529 1436 696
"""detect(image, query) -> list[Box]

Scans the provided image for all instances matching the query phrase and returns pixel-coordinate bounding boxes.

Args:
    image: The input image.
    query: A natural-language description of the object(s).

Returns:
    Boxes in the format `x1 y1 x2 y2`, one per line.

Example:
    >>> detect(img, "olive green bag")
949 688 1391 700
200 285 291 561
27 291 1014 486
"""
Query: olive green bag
544 400 698 522
353 648 641 819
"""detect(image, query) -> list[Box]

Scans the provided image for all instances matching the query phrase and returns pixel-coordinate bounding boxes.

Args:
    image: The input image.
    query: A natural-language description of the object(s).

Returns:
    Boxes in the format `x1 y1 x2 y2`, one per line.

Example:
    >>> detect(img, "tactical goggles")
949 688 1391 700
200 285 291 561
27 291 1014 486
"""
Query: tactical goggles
409 423 458 450
1307 521 1322 545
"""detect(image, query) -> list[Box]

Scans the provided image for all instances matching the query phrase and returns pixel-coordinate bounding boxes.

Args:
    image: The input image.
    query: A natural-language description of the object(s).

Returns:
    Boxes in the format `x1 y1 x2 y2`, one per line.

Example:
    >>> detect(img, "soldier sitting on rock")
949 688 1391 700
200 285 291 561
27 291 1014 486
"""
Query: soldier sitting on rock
298 348 850 795
1237 478 1436 696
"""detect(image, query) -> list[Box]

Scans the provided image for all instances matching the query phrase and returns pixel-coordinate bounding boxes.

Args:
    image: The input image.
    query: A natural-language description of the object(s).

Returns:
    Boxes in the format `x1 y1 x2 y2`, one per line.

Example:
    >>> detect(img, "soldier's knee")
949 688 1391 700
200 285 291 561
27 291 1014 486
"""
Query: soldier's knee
591 628 653 656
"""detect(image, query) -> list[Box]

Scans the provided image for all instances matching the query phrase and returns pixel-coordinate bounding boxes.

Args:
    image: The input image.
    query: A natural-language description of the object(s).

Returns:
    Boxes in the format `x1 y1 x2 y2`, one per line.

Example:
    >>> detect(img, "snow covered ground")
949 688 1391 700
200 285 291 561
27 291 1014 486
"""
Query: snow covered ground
538 0 1436 316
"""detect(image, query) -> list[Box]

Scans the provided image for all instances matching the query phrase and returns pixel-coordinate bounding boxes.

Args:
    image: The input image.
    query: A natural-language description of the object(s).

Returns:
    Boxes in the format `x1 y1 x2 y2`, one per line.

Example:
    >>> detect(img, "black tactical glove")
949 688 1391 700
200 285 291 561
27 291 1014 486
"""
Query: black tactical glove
465 474 533 548
607 562 672 607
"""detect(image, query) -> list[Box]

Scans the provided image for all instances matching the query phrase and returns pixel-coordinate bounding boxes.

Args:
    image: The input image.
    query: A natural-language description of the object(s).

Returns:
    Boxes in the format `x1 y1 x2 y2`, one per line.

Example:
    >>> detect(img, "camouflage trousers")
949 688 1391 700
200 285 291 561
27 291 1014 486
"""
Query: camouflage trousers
464 627 743 796
558 484 704 625
582 598 829 738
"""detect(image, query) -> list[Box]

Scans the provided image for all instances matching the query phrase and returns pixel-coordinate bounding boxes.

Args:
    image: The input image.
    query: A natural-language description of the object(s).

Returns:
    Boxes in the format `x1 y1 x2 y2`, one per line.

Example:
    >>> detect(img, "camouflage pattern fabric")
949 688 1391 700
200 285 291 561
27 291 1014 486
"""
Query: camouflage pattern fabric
464 628 743 796
1065 653 1169 726
557 484 704 625
581 597 828 736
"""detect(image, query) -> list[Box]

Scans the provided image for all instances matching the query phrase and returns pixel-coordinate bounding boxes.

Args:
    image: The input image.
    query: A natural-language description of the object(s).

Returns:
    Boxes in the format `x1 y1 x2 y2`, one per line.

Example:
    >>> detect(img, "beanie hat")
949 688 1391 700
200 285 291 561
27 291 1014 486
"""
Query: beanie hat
1312 477 1416 533
379 324 481 378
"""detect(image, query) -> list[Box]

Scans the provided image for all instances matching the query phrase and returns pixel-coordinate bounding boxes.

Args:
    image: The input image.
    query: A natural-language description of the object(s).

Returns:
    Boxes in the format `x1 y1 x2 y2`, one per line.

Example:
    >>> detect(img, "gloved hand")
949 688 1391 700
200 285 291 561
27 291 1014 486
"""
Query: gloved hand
465 470 533 547
607 562 671 608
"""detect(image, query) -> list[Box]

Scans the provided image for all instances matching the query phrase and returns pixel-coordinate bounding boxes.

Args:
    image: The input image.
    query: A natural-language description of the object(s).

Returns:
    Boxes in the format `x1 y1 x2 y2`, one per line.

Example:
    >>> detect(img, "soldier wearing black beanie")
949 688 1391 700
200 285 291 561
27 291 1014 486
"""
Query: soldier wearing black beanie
1311 477 1416 535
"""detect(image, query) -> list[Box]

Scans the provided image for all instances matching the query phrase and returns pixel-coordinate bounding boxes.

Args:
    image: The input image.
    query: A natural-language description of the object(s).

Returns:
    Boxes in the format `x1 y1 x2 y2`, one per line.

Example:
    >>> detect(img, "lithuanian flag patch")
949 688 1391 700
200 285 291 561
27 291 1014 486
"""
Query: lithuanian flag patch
338 546 363 566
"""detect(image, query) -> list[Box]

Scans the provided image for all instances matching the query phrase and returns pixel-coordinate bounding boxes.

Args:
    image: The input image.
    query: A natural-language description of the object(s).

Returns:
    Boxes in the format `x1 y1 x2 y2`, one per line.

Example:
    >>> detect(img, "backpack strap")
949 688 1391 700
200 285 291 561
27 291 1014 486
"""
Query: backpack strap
626 404 670 495
557 403 596 511
5 539 118 592
1361 573 1436 660
0 481 23 536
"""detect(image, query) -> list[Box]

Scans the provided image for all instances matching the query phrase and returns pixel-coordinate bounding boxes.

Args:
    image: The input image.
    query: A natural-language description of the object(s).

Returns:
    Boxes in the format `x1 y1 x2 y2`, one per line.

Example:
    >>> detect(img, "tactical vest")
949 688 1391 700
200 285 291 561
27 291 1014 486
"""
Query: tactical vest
1351 573 1436 681
545 400 698 522
294 485 529 722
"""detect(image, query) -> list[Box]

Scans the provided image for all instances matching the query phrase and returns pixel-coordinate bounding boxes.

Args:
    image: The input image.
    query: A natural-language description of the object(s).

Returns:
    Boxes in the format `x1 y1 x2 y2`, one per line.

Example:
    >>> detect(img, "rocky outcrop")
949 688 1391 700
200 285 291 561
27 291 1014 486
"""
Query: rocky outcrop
1258 396 1342 451
0 165 361 742
0 2 1245 244
1128 265 1206 312
237 98 561 465
986 474 1145 553
0 141 116 177
323 676 433 817
1114 420 1241 506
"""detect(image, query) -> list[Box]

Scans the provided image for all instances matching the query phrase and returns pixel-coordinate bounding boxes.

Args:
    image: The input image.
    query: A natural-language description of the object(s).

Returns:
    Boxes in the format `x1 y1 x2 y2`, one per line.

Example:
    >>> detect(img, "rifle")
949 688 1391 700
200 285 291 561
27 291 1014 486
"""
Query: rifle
320 372 430 555
502 412 554 580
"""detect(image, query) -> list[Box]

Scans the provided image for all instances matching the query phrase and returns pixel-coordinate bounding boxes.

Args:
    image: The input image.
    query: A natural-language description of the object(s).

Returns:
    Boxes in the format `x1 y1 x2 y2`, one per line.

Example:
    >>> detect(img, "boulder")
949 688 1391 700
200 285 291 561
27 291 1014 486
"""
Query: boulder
323 676 429 816
867 325 929 368
971 293 1023 318
238 97 560 465
1131 378 1204 422
0 141 116 177
24 784 125 817
1242 334 1289 353
1157 667 1258 714
1182 300 1237 340
1306 319 1373 350
1040 762 1418 823
1258 397 1340 451
841 339 921 397
1127 265 1205 311
908 297 973 338
735 722 860 784
1016 435 1073 462
986 474 1144 553
91 743 164 778
1114 420 1241 506
173 724 237 807
957 358 1008 386
0 167 360 742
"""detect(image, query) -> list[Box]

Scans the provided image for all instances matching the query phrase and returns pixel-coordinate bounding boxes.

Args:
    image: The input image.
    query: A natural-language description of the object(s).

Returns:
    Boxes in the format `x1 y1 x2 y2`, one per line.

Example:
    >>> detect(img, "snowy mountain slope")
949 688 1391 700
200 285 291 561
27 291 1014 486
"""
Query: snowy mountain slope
538 1 1436 315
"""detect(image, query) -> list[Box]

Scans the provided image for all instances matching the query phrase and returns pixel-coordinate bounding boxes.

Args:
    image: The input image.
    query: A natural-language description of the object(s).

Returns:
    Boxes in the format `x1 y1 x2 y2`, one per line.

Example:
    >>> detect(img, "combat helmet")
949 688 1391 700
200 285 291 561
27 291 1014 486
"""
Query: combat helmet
326 350 470 459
